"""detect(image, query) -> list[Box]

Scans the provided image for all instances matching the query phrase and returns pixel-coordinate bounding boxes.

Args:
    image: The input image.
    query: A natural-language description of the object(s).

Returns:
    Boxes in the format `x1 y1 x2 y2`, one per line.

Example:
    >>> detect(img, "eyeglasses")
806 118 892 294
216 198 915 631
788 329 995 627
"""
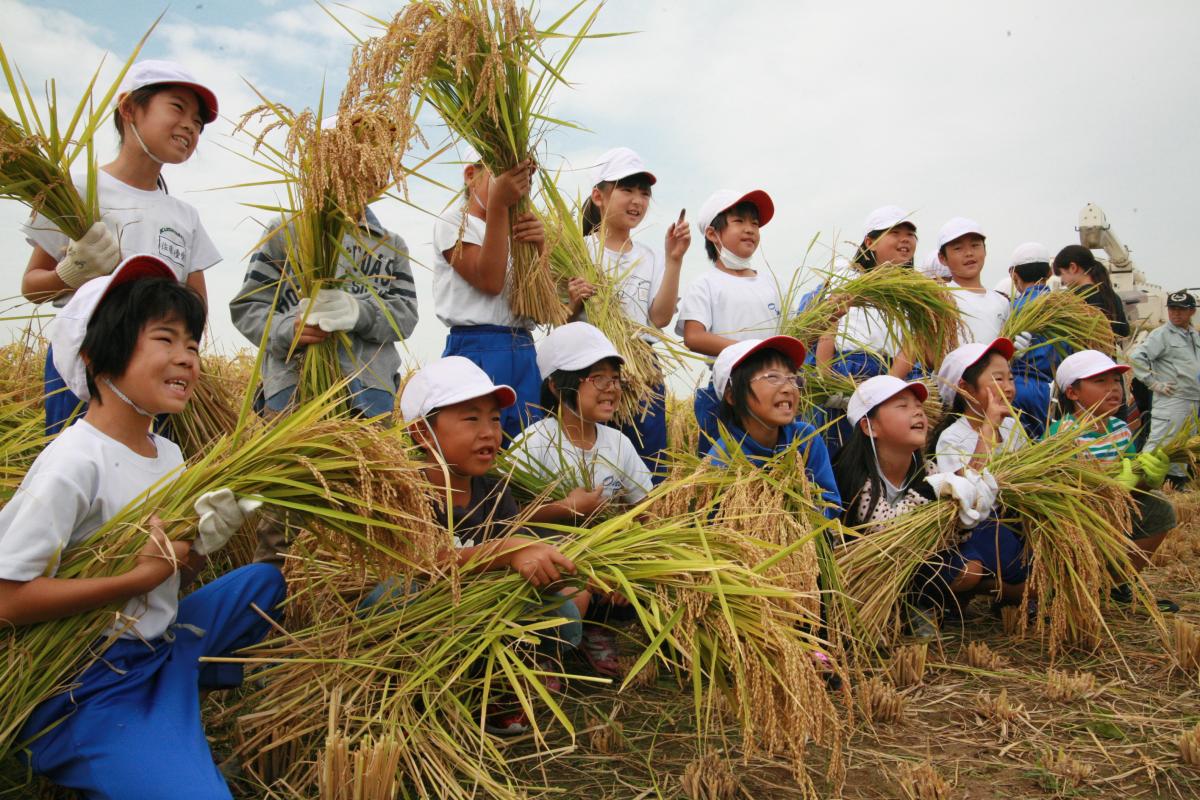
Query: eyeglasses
750 372 805 389
583 375 627 391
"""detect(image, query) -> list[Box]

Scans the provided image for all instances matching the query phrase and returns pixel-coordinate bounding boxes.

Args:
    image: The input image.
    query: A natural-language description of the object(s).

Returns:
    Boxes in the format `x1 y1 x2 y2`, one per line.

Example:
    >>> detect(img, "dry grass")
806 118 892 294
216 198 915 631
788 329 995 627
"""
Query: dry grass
889 643 929 688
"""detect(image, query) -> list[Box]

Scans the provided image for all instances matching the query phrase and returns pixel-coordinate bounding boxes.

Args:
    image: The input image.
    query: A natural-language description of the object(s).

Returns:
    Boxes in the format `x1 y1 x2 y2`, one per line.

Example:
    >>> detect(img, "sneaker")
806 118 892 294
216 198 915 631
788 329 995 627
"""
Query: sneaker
484 704 529 737
1110 583 1180 613
580 624 624 678
903 601 939 640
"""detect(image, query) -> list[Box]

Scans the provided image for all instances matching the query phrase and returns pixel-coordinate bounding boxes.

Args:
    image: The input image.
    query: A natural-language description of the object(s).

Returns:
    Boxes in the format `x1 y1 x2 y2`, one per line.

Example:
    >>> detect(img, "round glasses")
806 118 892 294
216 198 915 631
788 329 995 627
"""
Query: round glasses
583 375 627 391
750 372 805 389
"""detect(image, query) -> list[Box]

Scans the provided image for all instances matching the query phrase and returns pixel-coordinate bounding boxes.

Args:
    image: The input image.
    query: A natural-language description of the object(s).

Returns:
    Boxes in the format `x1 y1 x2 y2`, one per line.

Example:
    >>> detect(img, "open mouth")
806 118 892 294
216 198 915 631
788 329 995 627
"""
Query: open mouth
774 400 793 413
172 135 191 149
165 378 190 394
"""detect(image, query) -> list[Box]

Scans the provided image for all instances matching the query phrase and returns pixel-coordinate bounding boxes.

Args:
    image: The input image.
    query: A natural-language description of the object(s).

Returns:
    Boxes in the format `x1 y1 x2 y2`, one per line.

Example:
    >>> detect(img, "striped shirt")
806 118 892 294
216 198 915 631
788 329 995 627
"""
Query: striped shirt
1046 414 1134 463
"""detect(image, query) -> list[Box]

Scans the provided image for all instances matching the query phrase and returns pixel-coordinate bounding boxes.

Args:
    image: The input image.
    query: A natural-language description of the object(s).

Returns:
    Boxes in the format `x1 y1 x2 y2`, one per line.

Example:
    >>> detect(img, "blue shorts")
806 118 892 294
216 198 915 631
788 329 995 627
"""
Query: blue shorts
693 381 721 456
616 378 668 482
20 564 285 800
444 325 542 443
1013 373 1052 440
943 517 1028 585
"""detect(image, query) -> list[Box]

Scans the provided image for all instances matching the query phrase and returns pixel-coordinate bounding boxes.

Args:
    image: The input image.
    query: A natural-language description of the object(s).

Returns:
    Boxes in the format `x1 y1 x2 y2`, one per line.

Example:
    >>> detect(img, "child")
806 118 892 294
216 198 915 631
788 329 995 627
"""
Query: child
933 337 1027 474
1047 350 1177 611
507 322 651 676
1130 290 1199 486
0 255 283 798
388 356 584 733
1052 245 1130 340
229 205 419 420
575 147 690 478
1007 243 1059 438
832 376 1018 637
705 336 841 517
676 188 782 454
431 150 548 441
20 61 222 434
936 217 1009 344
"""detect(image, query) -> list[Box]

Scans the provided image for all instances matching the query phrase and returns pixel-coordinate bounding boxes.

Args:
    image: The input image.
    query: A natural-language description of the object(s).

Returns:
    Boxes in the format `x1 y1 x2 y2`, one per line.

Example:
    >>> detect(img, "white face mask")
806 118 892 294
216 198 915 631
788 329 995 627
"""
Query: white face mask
717 244 755 271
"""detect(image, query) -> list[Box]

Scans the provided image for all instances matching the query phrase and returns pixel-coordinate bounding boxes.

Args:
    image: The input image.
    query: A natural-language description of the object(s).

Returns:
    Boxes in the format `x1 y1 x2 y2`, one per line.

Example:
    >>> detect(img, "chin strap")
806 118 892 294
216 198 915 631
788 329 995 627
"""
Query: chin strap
128 122 166 166
102 377 156 418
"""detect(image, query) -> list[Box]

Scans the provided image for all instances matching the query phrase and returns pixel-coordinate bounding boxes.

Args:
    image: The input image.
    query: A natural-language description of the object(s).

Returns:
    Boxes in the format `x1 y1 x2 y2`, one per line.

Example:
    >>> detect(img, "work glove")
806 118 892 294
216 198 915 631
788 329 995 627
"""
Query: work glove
1135 448 1171 489
1149 380 1176 397
304 288 361 333
824 393 850 410
193 488 263 556
926 471 981 528
1012 331 1033 351
1114 459 1139 491
55 222 120 289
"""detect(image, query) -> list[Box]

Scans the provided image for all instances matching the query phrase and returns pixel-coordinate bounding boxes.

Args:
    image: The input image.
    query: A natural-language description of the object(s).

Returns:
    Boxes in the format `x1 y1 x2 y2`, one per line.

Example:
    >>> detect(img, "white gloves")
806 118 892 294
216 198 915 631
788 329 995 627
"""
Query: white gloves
825 393 850 410
926 468 998 529
193 488 263 556
1150 380 1176 397
1012 331 1033 351
55 222 120 289
297 288 361 333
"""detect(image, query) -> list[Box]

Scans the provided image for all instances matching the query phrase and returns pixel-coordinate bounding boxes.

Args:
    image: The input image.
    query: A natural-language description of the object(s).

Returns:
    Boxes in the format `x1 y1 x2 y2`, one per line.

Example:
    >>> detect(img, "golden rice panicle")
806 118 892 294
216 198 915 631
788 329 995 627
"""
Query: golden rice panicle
1179 722 1200 766
1002 286 1116 356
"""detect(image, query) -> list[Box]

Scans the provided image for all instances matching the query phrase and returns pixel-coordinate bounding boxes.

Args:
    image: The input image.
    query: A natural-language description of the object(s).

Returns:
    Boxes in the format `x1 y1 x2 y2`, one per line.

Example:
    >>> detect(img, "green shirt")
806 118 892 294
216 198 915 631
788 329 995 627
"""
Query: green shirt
1046 414 1134 463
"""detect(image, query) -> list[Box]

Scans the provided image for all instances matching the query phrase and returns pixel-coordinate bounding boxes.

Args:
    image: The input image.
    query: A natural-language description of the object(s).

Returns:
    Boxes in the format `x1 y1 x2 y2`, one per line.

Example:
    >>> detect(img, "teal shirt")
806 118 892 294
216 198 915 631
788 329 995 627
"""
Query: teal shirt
1046 414 1134 463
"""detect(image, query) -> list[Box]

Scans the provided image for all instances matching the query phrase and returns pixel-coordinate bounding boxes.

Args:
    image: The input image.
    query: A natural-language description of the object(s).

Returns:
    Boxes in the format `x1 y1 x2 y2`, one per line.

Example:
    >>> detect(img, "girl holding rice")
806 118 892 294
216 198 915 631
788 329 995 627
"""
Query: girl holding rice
19 61 222 435
573 147 690 478
506 322 651 677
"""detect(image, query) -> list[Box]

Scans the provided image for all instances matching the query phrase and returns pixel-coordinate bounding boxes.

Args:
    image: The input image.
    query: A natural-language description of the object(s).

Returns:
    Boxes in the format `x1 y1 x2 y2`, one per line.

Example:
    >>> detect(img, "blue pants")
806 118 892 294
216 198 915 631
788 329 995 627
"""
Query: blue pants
266 378 395 420
444 325 542 442
1013 373 1052 440
44 346 85 435
616 379 668 482
21 564 286 800
693 380 721 456
912 519 1027 607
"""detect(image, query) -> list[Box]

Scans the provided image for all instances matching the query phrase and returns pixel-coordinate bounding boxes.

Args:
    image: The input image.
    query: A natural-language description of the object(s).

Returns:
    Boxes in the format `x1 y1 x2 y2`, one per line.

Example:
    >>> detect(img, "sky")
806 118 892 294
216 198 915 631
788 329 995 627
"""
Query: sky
3 0 1198 388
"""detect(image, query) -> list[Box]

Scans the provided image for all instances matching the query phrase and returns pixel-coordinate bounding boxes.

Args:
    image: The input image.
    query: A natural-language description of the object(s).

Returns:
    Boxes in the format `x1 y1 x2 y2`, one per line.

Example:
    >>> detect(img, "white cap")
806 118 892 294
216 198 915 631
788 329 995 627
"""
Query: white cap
846 375 929 426
400 356 516 422
1054 350 1131 392
697 188 774 236
712 336 808 399
49 254 179 402
920 249 950 280
591 147 655 186
936 338 1014 406
459 142 481 165
936 217 986 250
535 322 623 380
862 205 914 241
1010 242 1050 267
118 60 218 123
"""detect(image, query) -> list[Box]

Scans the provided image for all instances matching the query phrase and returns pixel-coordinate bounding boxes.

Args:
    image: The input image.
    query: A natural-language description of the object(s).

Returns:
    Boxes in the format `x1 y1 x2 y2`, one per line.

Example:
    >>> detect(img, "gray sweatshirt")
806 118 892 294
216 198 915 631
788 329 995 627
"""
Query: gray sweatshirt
229 208 419 400
1130 322 1200 401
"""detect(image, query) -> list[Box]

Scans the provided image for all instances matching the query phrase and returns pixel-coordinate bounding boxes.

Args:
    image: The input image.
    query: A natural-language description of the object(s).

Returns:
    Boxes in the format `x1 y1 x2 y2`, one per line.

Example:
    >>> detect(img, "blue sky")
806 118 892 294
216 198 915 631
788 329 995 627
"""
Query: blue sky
4 1 1199 384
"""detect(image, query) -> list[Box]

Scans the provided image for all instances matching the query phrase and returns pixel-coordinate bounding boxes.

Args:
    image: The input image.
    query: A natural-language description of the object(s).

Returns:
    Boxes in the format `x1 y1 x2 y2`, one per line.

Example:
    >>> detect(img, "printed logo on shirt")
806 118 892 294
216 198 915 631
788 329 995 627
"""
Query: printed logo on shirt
621 276 651 307
157 226 187 271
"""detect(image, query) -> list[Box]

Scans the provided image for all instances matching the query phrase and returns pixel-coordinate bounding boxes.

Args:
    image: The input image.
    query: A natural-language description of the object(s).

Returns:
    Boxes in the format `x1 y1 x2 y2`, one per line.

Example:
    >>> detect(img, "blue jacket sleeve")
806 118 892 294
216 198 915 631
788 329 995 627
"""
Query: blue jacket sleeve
799 423 842 518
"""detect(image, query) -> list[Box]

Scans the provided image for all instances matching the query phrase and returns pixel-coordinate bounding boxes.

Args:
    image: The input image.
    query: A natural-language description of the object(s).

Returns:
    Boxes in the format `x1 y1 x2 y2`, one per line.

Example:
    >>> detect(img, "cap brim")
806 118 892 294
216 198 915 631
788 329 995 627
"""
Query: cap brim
732 335 807 372
903 381 930 403
1082 365 1132 380
980 337 1015 362
735 189 774 227
178 82 219 123
106 255 176 296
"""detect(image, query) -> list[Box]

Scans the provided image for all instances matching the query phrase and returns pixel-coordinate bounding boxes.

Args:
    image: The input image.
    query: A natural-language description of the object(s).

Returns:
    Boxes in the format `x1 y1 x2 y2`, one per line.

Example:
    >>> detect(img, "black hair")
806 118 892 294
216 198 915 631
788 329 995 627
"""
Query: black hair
926 350 1004 449
112 85 210 143
1052 245 1124 324
538 357 623 414
581 173 654 237
832 410 934 527
937 232 985 258
716 348 797 431
80 277 206 403
853 223 917 271
1012 260 1051 284
704 201 760 262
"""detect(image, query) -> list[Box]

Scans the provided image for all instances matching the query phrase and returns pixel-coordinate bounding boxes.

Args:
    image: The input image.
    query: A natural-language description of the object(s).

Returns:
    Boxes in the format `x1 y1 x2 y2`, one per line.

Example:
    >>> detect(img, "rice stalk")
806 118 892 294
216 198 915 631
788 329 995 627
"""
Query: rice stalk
1171 617 1200 677
896 760 951 800
972 688 1025 739
888 643 928 689
1041 748 1095 790
1002 286 1116 357
784 265 963 368
1044 668 1098 703
680 751 738 800
1179 722 1200 767
964 640 1005 670
857 676 905 725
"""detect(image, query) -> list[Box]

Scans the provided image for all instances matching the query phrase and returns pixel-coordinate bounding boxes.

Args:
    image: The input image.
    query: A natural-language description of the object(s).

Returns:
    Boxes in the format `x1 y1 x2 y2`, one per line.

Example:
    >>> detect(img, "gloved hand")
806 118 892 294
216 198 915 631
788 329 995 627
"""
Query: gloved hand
1149 380 1176 397
926 471 982 528
55 222 120 289
824 393 850 410
1012 331 1033 351
966 468 999 521
304 288 361 333
193 488 263 556
1136 448 1171 489
1114 459 1139 491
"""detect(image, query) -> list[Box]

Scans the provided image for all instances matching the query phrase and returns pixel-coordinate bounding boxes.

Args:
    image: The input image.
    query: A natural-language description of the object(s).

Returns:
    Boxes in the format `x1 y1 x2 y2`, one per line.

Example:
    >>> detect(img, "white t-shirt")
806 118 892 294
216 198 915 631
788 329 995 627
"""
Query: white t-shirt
507 417 652 504
935 415 1026 474
0 420 185 640
584 235 666 339
23 171 221 305
674 267 783 342
431 208 534 329
949 282 1010 344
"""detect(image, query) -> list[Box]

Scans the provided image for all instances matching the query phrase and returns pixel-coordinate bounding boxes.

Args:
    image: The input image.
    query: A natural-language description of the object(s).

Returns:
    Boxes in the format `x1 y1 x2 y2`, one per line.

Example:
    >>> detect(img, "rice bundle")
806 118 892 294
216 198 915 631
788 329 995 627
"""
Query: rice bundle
1001 286 1116 356
0 388 440 762
171 369 241 460
0 388 49 506
784 265 963 368
540 175 668 421
377 0 603 325
0 26 155 241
